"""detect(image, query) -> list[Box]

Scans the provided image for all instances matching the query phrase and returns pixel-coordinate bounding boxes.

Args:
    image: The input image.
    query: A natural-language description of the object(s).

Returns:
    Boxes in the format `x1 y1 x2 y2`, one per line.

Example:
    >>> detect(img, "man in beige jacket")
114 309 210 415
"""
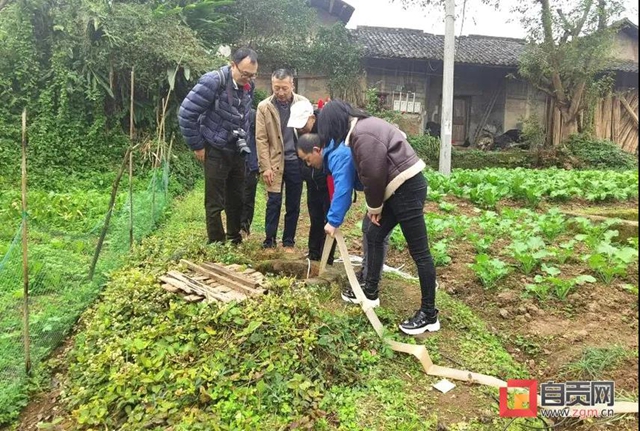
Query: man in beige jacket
256 69 309 250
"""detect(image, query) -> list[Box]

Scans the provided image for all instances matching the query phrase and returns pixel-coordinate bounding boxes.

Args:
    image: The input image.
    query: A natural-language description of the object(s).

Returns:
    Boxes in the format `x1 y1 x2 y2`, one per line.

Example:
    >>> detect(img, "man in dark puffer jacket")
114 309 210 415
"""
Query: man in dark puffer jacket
178 48 258 244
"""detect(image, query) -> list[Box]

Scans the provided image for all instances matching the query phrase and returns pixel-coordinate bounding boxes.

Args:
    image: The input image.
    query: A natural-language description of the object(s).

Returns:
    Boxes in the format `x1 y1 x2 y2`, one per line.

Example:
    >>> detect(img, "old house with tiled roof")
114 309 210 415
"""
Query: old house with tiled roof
254 1 638 151
353 22 638 150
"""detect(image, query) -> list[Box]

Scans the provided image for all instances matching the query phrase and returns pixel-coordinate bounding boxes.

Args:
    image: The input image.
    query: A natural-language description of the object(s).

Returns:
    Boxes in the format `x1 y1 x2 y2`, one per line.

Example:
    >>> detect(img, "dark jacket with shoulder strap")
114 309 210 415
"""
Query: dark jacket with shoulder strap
347 117 426 215
178 65 254 151
246 109 258 173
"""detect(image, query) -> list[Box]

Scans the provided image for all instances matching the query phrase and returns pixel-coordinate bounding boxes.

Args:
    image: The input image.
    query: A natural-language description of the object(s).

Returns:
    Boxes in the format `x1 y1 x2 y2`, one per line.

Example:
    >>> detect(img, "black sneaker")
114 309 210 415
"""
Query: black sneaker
341 286 380 308
399 309 440 335
262 239 276 249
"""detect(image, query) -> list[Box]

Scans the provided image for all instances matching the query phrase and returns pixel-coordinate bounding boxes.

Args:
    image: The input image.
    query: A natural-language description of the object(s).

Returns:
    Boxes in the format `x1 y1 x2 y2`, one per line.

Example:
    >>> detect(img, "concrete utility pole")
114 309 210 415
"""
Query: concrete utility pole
439 0 455 176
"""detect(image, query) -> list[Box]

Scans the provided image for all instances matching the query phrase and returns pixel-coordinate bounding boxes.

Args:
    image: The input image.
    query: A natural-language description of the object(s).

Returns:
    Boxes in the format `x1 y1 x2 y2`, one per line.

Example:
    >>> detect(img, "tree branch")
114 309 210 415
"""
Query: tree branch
539 0 567 104
568 80 587 121
531 81 558 99
572 0 595 37
557 8 574 43
597 0 607 30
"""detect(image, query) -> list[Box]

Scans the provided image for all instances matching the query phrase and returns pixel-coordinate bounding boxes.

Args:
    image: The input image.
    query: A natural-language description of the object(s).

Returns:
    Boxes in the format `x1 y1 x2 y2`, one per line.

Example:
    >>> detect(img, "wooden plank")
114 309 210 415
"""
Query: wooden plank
620 94 639 127
162 283 179 293
183 259 261 290
203 262 261 288
181 260 265 296
618 108 637 152
160 275 192 294
166 271 235 303
603 94 612 140
184 295 203 303
594 99 603 138
612 96 621 144
212 288 246 301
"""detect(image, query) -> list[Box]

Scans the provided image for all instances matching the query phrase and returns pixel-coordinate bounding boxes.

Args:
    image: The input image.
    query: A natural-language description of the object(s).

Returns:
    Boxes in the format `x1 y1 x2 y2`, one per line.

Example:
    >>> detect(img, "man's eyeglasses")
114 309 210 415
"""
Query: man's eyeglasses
235 64 257 79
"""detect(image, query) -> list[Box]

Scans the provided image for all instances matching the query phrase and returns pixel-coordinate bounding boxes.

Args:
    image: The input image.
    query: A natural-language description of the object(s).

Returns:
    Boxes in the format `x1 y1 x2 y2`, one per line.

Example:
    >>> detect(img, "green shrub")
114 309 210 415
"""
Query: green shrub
252 88 269 109
64 269 382 429
566 134 637 170
408 134 440 161
520 113 546 149
425 149 541 169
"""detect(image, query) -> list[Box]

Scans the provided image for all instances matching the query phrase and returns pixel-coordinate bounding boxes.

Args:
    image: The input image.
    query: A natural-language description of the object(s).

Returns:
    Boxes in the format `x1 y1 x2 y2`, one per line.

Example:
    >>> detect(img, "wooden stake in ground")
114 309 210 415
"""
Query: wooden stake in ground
21 108 31 374
129 68 135 248
164 135 174 200
129 149 134 248
89 146 135 280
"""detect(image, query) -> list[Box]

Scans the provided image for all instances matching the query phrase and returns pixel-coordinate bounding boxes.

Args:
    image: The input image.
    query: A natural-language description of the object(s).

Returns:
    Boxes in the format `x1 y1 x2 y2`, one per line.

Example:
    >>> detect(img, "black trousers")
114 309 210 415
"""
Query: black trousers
241 169 259 234
365 173 436 312
204 146 245 244
306 183 336 264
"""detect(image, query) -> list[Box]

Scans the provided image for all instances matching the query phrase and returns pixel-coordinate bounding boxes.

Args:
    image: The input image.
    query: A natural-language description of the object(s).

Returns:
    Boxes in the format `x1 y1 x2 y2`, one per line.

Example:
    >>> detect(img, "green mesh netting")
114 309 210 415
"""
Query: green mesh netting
0 163 171 423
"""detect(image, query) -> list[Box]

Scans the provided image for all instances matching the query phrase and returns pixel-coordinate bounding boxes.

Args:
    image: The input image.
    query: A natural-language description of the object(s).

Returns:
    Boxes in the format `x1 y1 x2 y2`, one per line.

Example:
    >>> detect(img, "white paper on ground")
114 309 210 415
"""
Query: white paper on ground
432 379 456 394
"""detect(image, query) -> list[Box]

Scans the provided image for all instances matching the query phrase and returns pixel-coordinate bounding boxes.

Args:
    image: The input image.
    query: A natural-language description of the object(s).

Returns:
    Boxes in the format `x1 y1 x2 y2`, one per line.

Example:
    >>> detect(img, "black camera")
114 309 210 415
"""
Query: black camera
231 129 251 156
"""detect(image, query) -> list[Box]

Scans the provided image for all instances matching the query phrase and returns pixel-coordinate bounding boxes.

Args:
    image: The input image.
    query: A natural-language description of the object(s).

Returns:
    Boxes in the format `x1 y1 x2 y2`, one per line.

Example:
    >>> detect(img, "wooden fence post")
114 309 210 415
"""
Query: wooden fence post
129 68 135 248
89 146 134 281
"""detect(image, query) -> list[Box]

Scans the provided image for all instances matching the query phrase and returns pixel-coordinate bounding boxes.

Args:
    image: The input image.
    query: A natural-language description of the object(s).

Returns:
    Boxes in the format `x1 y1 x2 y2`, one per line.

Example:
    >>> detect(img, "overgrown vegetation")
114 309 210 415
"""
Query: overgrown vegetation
565 133 638 170
25 182 531 430
0 161 181 423
425 168 638 208
0 0 365 180
0 0 223 178
517 0 624 139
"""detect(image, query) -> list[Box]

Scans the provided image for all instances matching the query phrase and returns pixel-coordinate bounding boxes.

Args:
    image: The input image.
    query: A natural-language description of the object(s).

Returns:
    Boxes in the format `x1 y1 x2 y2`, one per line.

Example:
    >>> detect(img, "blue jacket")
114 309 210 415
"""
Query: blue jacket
246 109 258 172
178 66 254 151
323 140 362 228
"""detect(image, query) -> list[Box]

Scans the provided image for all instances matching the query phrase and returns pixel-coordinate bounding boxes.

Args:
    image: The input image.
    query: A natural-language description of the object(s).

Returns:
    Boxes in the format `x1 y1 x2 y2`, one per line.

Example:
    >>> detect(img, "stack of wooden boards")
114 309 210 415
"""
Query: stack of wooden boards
160 260 266 303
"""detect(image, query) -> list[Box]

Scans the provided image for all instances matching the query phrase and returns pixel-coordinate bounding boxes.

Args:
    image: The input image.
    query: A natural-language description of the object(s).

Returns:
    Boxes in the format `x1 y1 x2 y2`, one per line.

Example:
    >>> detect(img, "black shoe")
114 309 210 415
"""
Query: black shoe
262 239 276 249
307 251 324 261
341 286 380 308
399 309 440 335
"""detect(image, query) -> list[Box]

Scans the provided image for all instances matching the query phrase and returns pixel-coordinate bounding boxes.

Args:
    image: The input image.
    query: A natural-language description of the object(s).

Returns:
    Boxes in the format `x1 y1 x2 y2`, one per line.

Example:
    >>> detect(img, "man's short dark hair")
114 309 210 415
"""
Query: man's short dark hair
233 48 258 64
297 133 322 154
272 68 294 81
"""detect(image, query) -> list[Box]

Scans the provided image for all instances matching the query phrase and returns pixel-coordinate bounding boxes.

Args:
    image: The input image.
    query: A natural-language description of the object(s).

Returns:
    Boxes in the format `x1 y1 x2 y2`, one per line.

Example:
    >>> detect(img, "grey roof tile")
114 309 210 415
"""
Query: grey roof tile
353 26 638 73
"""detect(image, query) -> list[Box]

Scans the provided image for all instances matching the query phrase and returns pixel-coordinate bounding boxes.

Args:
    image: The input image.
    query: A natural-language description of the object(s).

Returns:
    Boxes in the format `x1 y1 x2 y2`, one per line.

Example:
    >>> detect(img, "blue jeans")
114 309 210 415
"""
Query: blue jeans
365 173 436 312
264 159 303 247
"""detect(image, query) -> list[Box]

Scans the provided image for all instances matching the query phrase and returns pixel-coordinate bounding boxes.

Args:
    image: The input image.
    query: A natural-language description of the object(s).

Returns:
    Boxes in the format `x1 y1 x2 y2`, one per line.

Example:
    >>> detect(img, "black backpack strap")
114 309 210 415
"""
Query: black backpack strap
213 68 227 112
